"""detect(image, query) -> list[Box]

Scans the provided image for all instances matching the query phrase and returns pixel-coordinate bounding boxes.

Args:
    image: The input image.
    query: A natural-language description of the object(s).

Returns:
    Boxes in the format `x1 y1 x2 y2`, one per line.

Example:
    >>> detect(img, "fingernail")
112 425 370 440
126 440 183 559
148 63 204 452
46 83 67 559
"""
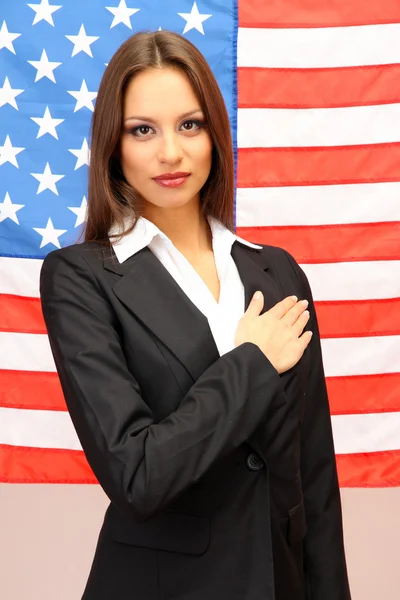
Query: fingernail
291 295 298 302
254 291 262 300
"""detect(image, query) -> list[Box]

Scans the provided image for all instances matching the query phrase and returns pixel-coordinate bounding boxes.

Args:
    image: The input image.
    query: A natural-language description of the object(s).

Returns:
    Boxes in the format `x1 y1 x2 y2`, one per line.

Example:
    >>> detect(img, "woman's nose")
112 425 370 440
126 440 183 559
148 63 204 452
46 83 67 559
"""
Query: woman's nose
158 133 183 164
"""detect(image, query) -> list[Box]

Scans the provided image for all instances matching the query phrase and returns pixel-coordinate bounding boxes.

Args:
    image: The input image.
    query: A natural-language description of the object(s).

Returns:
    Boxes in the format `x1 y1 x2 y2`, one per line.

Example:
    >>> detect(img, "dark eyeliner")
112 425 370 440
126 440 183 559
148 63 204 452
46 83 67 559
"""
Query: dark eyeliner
128 124 153 136
128 118 205 137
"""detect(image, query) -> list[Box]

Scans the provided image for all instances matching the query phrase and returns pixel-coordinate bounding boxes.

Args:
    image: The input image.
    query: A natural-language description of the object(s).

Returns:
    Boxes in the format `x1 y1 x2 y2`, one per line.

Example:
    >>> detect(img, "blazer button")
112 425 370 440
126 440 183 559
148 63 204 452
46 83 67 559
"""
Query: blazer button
246 452 264 471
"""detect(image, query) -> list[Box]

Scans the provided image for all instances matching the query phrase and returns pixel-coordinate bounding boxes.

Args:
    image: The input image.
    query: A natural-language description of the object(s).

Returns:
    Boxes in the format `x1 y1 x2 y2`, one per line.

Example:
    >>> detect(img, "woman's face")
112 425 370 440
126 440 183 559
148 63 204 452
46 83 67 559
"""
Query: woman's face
119 67 213 212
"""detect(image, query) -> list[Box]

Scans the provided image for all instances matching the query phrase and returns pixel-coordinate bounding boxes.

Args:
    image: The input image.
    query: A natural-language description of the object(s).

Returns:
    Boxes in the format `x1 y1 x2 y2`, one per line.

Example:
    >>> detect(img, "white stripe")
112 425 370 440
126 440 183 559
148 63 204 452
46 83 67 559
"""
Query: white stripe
2 335 398 416
238 23 400 68
0 332 56 372
2 253 399 304
321 335 400 377
1 406 399 454
301 261 400 301
238 103 400 148
0 407 81 450
1 332 399 380
236 182 400 227
0 256 43 297
332 412 400 454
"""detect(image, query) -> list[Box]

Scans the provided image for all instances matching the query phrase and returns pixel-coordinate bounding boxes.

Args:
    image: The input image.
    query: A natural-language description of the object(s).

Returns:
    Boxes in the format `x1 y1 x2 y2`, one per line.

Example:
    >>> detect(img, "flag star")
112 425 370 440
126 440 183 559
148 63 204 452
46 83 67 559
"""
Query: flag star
68 137 90 170
31 162 64 195
67 79 97 112
28 49 62 83
68 195 87 227
0 192 24 224
0 135 25 168
0 77 24 110
66 24 99 58
33 217 67 249
178 2 212 35
31 106 64 139
0 21 21 54
28 0 62 26
106 1 139 29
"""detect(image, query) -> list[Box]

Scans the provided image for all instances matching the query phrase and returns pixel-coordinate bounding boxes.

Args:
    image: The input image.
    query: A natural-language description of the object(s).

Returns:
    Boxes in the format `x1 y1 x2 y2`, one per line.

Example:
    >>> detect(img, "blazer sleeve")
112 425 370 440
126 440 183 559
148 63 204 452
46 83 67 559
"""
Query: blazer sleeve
282 250 351 600
40 245 286 522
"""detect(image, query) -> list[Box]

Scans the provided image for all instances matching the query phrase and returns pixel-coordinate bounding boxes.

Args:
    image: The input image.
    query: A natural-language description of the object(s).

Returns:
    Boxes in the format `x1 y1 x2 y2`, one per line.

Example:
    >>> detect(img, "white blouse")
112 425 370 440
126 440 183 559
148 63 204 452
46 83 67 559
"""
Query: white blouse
109 215 262 356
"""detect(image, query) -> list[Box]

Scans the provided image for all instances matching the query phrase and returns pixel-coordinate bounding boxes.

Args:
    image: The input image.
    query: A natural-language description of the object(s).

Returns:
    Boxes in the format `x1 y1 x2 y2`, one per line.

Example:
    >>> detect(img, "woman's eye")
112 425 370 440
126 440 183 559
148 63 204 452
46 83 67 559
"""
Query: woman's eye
181 119 203 131
131 125 152 137
129 119 204 138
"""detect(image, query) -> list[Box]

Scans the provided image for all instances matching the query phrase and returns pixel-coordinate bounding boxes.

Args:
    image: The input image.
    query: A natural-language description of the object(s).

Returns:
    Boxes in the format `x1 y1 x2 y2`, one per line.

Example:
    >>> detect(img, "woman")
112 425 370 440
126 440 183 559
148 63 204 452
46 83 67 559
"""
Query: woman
40 31 351 600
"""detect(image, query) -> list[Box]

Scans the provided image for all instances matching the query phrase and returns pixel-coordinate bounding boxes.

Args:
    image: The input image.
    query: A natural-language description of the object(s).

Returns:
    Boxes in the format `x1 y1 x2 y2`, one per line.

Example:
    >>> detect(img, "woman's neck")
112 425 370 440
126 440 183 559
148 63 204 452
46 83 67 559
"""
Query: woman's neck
143 200 213 259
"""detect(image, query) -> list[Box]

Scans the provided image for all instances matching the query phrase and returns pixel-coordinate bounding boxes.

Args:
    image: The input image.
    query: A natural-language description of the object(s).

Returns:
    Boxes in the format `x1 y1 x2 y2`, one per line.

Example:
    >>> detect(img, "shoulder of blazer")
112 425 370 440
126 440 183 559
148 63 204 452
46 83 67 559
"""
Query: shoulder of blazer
42 240 107 269
251 242 302 280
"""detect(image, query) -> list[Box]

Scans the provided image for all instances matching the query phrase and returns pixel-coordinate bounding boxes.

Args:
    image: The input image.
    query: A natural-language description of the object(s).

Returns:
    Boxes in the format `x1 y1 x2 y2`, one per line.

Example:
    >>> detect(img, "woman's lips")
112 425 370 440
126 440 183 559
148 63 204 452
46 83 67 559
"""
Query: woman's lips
153 174 191 188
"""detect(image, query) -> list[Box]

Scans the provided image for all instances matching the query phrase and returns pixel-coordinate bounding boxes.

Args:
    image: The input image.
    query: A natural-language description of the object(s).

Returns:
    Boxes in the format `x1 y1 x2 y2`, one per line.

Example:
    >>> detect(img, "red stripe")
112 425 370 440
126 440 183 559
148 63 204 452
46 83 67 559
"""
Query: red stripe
0 294 46 334
0 444 96 484
336 450 400 487
13 294 400 339
238 65 400 109
315 299 400 338
238 0 400 27
2 444 398 487
13 282 399 338
2 368 397 416
236 222 400 263
327 373 400 415
15 296 400 344
237 143 400 188
0 370 66 411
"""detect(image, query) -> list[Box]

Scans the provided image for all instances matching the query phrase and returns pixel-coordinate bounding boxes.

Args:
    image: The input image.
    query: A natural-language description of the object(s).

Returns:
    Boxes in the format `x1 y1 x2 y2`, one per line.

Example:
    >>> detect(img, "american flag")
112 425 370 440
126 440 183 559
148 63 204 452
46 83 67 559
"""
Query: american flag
1 0 399 487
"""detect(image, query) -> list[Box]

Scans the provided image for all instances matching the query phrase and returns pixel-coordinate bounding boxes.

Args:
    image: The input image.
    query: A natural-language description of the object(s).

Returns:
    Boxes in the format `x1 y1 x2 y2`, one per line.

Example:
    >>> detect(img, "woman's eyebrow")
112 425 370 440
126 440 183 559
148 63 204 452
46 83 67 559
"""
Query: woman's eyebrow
124 109 203 124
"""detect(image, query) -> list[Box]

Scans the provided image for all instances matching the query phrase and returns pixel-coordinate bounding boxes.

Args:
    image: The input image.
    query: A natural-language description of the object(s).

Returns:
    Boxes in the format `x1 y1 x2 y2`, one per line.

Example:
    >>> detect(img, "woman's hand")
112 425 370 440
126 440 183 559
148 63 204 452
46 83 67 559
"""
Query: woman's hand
234 293 312 374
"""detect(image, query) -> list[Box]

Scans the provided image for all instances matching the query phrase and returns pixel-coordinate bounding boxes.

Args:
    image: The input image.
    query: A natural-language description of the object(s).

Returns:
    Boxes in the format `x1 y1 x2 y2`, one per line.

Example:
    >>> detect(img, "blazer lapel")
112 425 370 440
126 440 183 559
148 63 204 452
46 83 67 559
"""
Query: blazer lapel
103 245 220 381
102 240 284 382
231 241 284 315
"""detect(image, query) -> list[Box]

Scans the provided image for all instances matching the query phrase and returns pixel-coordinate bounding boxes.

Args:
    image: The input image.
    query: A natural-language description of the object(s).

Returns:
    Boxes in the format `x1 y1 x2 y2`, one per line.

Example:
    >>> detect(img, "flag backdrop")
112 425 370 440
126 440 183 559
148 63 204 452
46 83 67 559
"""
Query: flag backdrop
1 0 400 487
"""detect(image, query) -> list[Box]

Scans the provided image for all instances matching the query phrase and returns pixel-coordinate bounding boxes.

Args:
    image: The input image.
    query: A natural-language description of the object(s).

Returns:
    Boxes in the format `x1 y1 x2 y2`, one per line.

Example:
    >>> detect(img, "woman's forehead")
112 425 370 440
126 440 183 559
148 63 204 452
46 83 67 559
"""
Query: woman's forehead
123 67 200 115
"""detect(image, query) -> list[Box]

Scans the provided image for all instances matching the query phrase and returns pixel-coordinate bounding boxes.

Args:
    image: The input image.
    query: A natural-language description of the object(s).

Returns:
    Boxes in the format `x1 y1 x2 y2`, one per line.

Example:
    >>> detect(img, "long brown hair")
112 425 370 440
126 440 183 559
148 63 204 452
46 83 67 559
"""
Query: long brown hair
81 30 235 245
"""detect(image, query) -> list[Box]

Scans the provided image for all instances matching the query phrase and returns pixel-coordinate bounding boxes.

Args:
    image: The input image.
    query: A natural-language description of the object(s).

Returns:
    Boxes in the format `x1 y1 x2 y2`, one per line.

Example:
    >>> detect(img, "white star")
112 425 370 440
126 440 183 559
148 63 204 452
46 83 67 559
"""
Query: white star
31 162 64 195
0 192 24 224
30 106 64 139
0 77 24 110
33 217 67 249
68 138 90 170
0 135 25 168
0 21 21 54
178 2 212 35
28 49 62 83
68 196 87 227
28 0 62 26
65 24 99 58
67 79 97 112
106 1 139 29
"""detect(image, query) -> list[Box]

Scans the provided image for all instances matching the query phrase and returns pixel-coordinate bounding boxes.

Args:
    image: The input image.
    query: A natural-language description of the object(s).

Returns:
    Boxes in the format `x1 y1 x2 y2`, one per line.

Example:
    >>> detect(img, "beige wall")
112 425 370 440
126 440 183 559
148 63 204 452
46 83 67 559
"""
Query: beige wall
1 484 399 599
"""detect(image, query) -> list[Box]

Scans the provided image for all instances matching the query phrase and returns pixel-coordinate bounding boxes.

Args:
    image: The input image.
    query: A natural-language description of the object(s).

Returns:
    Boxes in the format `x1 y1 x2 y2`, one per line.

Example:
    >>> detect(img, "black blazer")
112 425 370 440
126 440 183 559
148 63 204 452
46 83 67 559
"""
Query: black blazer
40 238 351 600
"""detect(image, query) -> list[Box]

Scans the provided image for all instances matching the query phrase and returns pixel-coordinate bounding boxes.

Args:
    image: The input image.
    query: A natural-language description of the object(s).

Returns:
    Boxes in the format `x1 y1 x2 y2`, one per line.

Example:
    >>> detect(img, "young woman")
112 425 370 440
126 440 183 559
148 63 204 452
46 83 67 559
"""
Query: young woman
40 31 351 600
